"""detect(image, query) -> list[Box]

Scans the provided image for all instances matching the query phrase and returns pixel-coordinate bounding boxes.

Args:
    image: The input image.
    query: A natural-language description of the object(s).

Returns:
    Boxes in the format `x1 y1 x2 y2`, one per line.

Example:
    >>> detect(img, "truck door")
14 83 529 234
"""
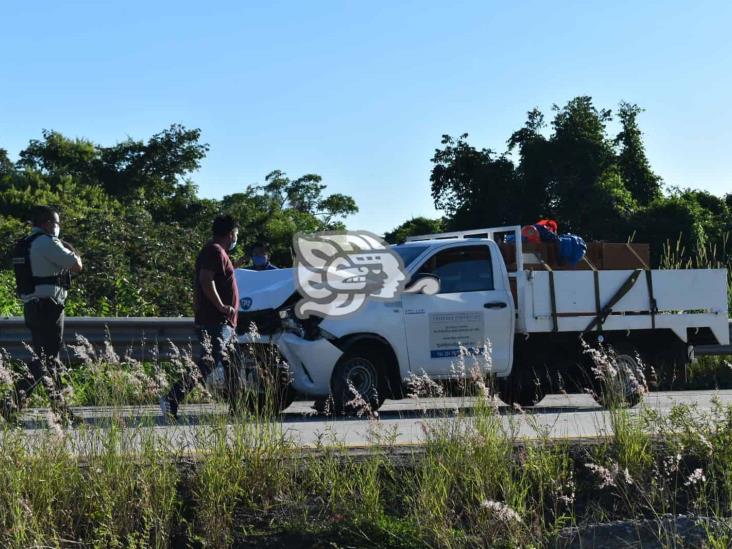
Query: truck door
401 244 513 378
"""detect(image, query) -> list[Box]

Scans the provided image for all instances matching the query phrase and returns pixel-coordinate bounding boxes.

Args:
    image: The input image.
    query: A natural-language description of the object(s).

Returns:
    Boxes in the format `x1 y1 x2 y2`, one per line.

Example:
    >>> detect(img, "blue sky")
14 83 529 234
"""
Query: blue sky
2 0 730 234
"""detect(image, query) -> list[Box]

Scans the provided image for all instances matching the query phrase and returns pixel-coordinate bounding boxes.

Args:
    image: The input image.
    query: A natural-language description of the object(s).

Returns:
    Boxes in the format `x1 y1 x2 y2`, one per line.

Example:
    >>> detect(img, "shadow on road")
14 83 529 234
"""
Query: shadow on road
15 399 603 431
279 402 602 425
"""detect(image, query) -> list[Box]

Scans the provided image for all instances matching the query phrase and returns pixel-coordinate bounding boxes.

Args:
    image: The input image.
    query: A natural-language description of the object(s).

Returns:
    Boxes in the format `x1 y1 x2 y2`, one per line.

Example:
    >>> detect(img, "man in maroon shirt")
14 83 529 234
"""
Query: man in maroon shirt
161 215 240 420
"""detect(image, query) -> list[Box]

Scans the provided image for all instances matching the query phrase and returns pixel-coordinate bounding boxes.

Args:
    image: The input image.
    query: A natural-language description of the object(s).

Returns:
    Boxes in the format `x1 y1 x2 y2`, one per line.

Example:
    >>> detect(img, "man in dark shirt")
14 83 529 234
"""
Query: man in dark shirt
160 215 240 420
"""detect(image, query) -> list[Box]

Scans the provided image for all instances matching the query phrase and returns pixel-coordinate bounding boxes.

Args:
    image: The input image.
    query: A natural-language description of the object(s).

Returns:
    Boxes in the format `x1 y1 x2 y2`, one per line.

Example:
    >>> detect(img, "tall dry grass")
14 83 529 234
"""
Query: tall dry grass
1 338 732 546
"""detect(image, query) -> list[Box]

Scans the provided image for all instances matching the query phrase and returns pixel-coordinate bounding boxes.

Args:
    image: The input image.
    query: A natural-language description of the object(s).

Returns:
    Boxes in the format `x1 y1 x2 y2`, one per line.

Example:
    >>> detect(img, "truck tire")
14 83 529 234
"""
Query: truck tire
589 341 646 408
312 396 334 415
497 368 546 407
238 364 295 416
646 343 689 390
331 344 386 416
229 343 294 416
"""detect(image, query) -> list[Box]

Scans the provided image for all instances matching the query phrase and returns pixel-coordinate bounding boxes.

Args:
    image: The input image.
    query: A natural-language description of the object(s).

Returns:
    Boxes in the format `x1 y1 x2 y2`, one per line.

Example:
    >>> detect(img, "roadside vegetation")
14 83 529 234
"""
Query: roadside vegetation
2 343 732 547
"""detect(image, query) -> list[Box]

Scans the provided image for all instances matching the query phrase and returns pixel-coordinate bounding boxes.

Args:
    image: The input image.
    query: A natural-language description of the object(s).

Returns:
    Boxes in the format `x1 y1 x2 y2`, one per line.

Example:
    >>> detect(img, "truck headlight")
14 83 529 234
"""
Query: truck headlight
278 307 305 337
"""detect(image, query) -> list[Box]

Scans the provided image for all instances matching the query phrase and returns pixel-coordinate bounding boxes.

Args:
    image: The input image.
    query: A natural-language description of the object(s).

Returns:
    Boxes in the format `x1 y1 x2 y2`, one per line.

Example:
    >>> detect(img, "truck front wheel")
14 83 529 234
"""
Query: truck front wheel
331 345 386 416
239 364 295 416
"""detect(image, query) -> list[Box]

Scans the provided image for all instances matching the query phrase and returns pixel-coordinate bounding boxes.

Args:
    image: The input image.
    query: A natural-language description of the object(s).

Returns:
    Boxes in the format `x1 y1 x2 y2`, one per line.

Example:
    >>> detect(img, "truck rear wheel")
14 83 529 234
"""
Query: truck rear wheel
331 345 386 416
497 368 547 407
646 342 689 390
588 341 646 408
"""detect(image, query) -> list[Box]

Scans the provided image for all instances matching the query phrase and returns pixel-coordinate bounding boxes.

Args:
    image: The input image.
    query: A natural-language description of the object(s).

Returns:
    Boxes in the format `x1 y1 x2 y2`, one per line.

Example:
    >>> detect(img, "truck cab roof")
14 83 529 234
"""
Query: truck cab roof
395 238 490 247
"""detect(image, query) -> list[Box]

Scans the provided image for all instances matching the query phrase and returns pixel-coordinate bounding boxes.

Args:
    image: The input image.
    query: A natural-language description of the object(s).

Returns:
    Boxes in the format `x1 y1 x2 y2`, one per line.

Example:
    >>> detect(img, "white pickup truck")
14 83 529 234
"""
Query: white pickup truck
234 226 729 411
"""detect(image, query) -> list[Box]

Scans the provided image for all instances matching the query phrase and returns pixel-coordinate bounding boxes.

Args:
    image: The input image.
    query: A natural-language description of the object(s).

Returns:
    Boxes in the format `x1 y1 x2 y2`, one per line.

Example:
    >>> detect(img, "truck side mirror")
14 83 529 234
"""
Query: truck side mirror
404 273 440 295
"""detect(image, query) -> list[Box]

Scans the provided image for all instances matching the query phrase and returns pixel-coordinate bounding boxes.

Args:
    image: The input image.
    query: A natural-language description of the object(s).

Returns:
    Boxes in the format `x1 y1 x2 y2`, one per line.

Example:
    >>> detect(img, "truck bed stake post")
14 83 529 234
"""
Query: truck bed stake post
546 263 558 333
592 268 602 334
645 269 657 330
583 269 642 334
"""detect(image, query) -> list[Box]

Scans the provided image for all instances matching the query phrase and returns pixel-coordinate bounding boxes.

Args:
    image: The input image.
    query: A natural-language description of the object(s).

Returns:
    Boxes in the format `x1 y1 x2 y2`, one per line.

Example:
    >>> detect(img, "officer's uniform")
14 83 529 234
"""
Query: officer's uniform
15 227 77 400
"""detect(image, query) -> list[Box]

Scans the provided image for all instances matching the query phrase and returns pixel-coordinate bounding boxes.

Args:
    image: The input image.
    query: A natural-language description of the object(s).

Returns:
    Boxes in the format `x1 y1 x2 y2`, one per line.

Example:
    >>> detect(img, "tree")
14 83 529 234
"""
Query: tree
223 170 358 266
431 134 524 231
507 108 553 221
96 124 210 203
549 97 618 237
0 149 14 177
17 125 210 217
584 167 637 240
17 131 98 186
431 98 629 237
384 217 444 244
254 170 357 226
630 193 708 265
615 102 663 205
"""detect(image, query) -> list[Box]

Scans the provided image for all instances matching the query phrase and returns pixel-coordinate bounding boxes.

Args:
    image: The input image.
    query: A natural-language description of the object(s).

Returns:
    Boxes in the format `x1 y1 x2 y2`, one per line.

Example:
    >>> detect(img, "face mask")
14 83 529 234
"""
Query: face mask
52 225 60 238
253 255 267 267
229 237 237 252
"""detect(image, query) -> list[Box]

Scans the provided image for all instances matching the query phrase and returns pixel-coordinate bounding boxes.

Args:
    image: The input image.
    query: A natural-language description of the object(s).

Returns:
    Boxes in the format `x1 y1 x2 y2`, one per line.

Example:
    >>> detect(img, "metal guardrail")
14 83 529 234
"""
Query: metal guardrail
696 342 732 357
0 317 730 362
0 317 199 362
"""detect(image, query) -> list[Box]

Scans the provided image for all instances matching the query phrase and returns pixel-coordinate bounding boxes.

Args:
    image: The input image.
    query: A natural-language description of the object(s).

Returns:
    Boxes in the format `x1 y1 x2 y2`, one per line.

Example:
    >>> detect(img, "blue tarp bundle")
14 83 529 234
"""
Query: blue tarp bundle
558 234 587 266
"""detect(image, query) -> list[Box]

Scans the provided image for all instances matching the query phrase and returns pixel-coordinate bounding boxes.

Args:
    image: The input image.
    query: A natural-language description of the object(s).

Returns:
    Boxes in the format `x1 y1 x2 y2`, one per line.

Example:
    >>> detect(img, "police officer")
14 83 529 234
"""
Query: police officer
2 206 83 422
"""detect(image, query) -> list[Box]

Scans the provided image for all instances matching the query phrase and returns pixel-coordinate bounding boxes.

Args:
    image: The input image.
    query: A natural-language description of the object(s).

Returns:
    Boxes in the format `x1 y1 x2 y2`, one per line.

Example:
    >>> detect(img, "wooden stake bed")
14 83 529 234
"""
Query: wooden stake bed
499 242 650 271
516 267 728 344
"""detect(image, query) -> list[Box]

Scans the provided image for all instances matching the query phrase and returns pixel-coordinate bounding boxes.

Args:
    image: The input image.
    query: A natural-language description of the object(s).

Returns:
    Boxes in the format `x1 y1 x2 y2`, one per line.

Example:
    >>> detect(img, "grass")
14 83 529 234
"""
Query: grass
2 398 732 547
685 356 732 390
2 343 732 547
1 335 214 409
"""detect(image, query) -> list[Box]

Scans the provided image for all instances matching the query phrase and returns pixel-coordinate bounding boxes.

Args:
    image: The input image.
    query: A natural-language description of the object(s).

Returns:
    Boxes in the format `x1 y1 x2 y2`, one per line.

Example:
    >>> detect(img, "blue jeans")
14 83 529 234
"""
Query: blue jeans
168 323 236 405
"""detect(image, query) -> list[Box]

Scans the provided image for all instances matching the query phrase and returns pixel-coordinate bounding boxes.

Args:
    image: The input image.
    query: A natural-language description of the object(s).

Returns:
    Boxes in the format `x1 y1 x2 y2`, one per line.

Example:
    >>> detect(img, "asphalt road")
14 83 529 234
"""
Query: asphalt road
9 390 732 453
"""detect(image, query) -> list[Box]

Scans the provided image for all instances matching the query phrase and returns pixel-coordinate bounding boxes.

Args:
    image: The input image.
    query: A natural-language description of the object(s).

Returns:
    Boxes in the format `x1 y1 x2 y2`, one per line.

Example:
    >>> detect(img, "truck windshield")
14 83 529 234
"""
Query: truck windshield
391 244 429 267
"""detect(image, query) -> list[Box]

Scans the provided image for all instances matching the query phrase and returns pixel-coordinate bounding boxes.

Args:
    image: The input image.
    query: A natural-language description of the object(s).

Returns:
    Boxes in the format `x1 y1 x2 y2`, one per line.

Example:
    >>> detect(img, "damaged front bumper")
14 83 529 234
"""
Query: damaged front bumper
237 331 342 397
276 333 342 397
236 291 343 397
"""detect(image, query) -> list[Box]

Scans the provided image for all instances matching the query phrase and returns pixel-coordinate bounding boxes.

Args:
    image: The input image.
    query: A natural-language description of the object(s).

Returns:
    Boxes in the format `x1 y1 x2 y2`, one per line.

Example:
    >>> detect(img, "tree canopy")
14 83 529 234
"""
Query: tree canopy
384 217 445 244
427 96 731 262
0 126 356 316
